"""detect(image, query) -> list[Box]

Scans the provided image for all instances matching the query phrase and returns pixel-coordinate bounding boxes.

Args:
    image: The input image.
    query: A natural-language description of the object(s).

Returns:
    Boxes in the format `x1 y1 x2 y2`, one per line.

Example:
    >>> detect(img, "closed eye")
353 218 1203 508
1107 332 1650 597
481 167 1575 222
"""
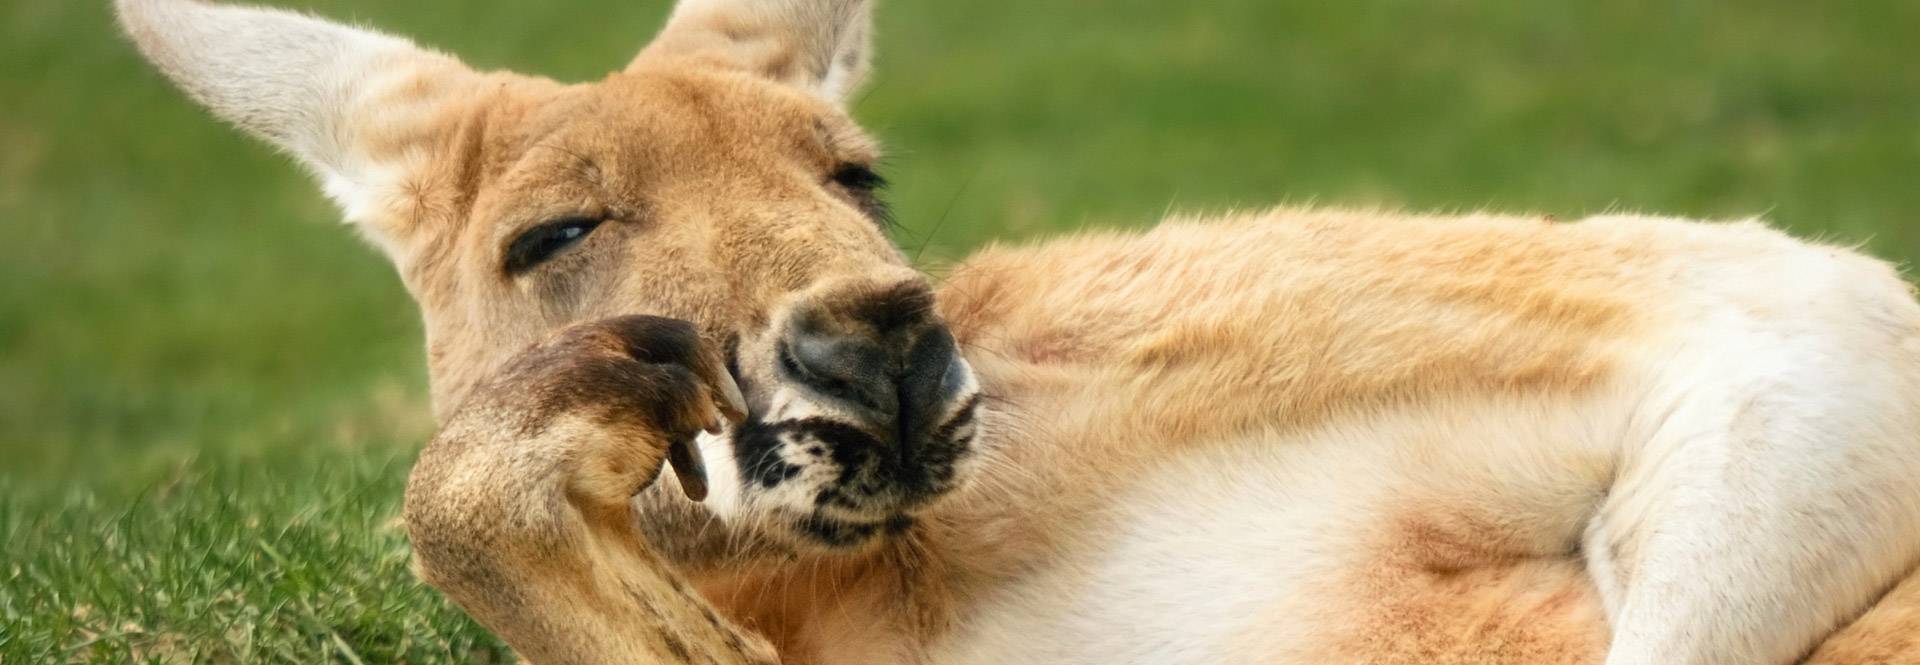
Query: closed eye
830 164 893 230
832 164 886 191
505 217 603 275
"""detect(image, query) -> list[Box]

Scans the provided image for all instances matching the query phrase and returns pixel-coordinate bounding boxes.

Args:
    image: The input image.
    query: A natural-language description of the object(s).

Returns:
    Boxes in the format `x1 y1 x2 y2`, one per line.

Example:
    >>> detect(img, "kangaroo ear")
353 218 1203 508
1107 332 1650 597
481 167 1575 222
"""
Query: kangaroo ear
117 0 481 250
634 0 873 105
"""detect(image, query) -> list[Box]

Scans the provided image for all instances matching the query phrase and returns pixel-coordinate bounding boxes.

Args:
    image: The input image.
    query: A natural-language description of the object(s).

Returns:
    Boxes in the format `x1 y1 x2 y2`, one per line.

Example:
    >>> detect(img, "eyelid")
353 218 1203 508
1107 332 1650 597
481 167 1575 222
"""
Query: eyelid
828 166 895 231
504 216 603 275
832 164 886 190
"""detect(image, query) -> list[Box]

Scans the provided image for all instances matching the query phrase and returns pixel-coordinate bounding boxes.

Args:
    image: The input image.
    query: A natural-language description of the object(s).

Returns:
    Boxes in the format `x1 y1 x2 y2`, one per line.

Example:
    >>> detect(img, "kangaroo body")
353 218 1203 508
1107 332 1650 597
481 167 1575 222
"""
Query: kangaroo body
878 209 1920 664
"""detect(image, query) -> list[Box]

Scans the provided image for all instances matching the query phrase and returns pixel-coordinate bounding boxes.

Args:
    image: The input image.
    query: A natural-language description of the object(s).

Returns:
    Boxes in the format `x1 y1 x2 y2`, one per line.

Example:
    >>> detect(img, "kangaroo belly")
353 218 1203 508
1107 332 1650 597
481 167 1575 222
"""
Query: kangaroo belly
925 394 1624 665
924 393 1920 665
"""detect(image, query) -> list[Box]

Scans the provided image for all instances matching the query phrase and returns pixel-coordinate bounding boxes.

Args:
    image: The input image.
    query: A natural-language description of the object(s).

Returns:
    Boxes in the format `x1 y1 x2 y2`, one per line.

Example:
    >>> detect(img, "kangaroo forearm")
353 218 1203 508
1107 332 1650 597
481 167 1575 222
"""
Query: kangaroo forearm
407 429 777 664
416 511 777 663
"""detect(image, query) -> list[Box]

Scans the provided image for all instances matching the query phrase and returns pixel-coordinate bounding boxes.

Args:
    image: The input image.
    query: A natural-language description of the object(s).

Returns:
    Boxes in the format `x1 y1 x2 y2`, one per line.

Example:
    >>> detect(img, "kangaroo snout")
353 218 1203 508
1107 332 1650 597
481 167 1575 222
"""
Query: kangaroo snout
778 279 966 443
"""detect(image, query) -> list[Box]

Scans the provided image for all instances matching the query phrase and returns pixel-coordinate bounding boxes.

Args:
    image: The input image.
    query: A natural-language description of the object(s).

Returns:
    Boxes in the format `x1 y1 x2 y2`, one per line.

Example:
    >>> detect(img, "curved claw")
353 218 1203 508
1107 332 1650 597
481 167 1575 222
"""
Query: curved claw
713 369 749 423
666 439 709 502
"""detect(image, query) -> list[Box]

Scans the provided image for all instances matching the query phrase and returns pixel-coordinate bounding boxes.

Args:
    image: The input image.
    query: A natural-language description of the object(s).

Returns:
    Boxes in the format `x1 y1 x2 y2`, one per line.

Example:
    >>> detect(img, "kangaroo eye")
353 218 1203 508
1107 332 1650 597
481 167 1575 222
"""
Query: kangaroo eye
832 164 886 192
506 217 603 275
830 164 893 229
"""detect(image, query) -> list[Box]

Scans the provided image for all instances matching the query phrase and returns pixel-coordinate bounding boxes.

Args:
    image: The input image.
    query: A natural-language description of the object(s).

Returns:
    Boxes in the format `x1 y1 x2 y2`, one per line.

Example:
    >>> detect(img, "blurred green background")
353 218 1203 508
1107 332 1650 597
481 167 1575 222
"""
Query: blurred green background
3 0 1917 661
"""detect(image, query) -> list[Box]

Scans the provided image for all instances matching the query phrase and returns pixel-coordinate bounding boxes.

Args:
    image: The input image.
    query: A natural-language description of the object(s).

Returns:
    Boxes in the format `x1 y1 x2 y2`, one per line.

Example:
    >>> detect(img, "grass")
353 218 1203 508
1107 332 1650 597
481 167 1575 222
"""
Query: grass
3 0 1917 661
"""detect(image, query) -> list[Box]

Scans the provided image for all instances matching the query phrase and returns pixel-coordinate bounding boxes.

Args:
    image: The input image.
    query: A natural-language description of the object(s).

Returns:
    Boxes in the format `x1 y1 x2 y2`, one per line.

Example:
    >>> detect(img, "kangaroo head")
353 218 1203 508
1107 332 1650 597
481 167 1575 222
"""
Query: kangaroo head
119 0 981 549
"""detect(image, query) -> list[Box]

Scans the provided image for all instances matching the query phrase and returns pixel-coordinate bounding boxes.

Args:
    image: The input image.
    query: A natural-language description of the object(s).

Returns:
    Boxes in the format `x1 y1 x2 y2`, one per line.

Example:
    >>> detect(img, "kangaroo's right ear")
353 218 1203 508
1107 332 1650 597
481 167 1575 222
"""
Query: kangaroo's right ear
116 0 482 253
635 0 873 106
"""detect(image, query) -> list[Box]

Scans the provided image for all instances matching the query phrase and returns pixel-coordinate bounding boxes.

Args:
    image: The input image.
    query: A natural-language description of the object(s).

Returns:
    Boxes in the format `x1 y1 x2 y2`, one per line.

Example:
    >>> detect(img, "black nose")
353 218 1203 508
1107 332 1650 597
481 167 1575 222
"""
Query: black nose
780 285 963 443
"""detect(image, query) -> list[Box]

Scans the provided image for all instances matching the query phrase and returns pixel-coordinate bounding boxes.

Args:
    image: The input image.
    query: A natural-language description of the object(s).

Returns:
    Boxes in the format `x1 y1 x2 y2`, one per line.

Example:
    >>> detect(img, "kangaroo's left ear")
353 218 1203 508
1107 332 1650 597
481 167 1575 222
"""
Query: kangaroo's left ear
633 0 873 105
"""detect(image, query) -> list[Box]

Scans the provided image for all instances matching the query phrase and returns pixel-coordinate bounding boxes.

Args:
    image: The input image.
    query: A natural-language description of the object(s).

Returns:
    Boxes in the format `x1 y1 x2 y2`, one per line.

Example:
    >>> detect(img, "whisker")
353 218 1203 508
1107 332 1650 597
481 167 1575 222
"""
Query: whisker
913 165 982 264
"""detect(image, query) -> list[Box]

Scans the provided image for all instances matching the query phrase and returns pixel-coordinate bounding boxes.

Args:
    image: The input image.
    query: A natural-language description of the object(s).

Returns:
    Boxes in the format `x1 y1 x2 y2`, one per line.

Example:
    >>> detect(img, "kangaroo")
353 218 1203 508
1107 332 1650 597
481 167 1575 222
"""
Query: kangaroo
119 0 1920 662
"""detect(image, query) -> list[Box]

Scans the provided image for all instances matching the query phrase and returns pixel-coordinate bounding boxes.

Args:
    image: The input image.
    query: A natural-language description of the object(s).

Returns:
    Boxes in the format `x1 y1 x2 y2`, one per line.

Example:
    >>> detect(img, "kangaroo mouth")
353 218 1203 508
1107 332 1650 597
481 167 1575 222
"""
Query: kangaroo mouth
727 386 982 548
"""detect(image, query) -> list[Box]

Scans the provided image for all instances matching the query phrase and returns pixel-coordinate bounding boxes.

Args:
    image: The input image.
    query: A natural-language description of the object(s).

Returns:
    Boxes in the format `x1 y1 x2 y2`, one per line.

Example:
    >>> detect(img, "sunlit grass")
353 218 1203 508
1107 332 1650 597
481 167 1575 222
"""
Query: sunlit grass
3 0 1916 661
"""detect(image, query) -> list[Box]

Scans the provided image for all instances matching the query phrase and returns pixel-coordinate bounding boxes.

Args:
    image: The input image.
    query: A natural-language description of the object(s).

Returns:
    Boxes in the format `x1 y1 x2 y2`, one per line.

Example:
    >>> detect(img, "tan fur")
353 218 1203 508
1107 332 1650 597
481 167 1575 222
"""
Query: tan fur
120 1 1920 663
920 212 1920 664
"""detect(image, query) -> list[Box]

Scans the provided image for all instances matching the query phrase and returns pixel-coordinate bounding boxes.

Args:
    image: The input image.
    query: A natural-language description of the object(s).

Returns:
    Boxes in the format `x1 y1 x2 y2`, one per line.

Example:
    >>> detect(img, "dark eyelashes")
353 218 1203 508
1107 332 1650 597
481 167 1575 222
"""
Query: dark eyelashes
831 164 894 230
504 217 603 275
832 164 887 191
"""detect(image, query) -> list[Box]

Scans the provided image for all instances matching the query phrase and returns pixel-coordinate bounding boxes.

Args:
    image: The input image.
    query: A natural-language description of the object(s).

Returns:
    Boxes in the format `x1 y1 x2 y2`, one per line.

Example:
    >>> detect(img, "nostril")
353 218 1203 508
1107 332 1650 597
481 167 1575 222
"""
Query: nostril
782 331 892 412
900 326 958 413
791 335 857 382
895 325 962 437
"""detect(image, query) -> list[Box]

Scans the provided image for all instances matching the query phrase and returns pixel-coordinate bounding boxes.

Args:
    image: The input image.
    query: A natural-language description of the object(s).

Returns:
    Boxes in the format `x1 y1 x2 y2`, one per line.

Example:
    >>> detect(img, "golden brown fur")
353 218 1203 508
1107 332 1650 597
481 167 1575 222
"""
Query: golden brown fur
119 0 1920 662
